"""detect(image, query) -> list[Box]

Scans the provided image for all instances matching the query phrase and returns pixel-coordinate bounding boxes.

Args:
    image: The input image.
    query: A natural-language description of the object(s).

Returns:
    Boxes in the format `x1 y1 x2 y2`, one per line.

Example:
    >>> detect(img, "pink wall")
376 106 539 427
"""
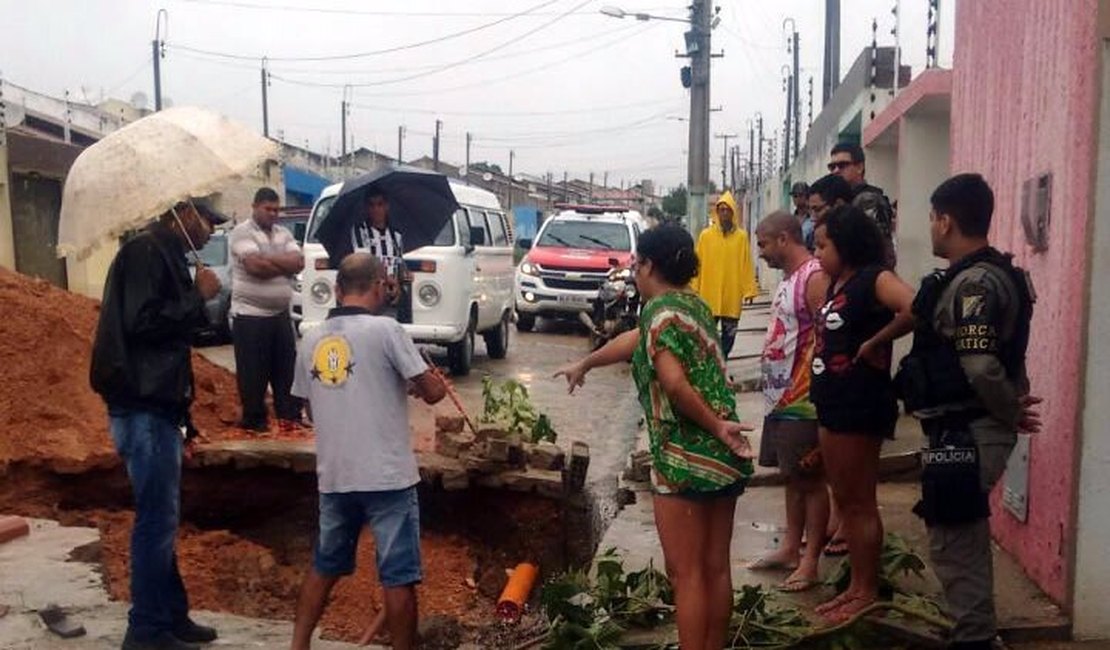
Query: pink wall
950 0 1099 604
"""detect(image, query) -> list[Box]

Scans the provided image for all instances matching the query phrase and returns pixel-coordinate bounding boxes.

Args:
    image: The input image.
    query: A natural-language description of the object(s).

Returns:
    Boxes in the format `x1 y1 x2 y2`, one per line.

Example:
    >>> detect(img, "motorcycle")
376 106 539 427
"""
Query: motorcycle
579 261 640 351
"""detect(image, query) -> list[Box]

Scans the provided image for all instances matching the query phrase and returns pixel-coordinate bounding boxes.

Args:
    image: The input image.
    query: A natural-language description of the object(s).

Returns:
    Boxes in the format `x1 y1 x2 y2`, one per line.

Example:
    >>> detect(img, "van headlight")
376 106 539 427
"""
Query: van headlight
310 280 333 306
519 261 539 276
417 283 441 307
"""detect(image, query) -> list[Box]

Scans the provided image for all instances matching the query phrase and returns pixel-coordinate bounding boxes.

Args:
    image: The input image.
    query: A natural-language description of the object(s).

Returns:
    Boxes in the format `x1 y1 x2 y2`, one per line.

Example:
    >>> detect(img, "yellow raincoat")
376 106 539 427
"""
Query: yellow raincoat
690 191 759 319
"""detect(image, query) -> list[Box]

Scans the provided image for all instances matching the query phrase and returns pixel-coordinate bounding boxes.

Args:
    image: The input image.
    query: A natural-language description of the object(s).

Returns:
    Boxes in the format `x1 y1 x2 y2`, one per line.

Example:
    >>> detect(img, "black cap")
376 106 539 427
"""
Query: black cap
192 199 229 226
790 181 809 197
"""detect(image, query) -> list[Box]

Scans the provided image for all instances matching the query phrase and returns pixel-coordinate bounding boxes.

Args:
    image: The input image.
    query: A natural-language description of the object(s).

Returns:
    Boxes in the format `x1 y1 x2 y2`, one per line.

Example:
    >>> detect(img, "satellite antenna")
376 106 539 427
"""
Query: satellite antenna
482 172 493 182
130 92 149 110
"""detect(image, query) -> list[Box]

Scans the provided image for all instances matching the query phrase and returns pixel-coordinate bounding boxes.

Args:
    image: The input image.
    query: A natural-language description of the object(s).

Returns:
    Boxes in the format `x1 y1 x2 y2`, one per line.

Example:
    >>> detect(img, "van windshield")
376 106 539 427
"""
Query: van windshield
306 196 336 244
537 221 630 251
306 195 457 248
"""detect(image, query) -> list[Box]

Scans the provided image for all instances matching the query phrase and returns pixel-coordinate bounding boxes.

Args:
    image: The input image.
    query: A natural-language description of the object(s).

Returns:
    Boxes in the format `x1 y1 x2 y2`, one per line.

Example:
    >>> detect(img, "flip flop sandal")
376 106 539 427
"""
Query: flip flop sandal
745 556 800 571
39 604 86 639
819 596 878 625
777 578 821 593
823 538 849 557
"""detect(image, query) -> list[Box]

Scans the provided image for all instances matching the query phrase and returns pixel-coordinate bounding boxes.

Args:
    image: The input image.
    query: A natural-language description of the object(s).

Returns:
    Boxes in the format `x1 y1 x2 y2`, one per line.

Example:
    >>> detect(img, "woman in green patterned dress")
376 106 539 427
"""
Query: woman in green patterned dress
556 224 755 650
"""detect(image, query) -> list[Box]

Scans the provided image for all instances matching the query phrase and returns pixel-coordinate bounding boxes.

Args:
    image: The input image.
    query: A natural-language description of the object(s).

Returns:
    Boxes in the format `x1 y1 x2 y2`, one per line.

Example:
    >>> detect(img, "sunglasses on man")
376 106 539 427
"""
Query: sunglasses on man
827 160 856 172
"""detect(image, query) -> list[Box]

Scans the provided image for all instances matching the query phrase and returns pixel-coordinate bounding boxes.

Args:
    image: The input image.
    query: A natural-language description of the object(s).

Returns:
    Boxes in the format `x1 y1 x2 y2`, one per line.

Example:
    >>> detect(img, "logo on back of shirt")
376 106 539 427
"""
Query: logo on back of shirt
311 335 355 386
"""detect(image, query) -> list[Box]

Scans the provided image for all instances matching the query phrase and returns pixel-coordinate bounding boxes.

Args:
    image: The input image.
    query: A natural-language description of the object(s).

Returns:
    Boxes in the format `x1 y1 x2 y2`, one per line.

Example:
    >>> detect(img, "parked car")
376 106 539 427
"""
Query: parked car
298 181 515 375
514 206 645 333
188 229 232 343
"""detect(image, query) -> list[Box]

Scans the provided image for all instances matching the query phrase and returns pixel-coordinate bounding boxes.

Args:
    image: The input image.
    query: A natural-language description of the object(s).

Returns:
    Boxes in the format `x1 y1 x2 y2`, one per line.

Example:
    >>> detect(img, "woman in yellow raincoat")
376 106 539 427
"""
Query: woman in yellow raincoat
690 191 759 357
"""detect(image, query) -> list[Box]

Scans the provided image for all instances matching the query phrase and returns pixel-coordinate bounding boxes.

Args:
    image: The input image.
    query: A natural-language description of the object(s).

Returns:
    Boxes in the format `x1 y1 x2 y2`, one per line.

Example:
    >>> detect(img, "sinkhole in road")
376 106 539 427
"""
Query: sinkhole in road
1 461 601 644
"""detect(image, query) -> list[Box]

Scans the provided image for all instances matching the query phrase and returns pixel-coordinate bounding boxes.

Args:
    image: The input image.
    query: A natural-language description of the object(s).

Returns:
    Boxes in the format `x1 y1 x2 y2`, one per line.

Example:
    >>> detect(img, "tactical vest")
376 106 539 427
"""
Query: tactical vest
897 247 1034 414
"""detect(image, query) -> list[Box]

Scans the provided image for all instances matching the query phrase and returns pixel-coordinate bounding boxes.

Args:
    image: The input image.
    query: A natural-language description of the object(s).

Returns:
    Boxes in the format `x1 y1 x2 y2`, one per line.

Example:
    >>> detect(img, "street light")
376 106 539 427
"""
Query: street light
599 6 689 23
602 2 714 235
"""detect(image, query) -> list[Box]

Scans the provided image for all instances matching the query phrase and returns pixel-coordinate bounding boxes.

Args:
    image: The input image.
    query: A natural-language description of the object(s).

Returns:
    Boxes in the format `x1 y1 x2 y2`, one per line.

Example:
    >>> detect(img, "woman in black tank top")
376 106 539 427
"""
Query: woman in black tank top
810 206 915 623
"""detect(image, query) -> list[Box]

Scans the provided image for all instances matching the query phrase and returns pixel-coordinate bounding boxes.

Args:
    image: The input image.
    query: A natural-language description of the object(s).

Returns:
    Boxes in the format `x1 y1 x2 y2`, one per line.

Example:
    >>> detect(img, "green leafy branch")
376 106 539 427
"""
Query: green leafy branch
481 376 558 444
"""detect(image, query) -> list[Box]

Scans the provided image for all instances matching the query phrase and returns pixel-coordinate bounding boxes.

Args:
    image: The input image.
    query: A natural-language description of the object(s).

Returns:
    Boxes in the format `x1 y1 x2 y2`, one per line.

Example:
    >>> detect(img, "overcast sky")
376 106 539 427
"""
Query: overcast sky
1 0 954 191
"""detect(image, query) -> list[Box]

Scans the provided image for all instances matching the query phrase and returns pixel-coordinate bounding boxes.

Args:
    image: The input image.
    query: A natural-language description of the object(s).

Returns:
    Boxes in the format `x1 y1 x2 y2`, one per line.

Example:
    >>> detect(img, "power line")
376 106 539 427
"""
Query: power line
105 55 154 96
274 23 640 76
348 96 679 118
165 0 563 62
278 21 658 98
266 0 593 88
174 0 611 17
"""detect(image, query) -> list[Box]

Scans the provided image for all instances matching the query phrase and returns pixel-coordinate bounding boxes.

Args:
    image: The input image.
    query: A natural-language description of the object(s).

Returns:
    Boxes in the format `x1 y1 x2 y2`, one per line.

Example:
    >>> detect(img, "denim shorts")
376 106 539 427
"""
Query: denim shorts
314 486 422 587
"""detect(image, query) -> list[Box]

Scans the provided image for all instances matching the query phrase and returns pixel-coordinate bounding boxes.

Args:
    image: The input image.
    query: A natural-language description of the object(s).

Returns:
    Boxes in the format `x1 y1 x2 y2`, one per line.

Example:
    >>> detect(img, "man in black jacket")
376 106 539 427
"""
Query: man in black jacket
91 201 224 650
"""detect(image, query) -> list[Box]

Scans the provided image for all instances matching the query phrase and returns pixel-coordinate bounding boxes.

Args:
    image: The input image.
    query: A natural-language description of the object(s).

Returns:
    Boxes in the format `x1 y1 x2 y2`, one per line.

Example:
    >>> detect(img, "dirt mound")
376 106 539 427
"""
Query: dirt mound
0 268 240 473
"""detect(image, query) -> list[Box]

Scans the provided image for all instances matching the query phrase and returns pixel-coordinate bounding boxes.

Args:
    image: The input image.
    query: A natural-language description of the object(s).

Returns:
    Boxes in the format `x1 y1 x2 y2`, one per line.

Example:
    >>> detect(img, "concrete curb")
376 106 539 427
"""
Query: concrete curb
747 451 923 488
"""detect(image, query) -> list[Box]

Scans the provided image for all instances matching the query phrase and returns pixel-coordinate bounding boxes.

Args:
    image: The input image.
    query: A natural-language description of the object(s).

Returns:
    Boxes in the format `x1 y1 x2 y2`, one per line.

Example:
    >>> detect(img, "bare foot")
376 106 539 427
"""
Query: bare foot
358 608 388 646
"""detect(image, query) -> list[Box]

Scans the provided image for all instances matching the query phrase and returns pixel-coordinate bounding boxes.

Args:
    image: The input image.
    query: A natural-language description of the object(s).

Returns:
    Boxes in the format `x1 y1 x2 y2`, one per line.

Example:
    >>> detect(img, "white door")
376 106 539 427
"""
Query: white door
463 208 496 330
483 210 514 325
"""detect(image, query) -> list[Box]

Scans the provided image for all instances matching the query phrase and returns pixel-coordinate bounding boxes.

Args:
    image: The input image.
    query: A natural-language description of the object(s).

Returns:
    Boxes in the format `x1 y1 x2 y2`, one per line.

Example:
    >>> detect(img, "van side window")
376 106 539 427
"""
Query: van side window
467 209 491 246
632 223 642 243
486 211 509 246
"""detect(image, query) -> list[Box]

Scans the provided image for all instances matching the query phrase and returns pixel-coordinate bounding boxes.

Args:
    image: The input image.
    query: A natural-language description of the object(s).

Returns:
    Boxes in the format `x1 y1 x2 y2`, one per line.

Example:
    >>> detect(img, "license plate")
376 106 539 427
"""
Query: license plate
558 295 591 306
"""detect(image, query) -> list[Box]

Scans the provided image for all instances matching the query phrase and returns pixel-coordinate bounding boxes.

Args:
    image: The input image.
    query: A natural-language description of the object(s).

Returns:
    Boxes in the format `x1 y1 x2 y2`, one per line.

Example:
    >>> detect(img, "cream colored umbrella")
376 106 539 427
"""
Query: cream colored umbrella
58 106 279 260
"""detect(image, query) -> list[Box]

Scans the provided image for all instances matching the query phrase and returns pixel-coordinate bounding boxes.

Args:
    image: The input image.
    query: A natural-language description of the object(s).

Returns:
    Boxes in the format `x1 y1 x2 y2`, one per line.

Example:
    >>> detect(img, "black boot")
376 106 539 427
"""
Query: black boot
121 630 199 650
173 619 218 644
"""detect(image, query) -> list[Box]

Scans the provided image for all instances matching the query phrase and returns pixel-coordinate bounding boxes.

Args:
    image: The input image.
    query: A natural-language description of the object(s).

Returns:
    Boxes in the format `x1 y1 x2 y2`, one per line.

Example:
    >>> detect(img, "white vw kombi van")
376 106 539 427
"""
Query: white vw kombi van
298 181 515 375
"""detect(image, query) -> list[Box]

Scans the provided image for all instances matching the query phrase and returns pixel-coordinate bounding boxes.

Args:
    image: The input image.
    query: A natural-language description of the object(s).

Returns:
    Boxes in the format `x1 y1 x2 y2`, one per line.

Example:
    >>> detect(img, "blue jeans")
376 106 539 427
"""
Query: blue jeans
109 409 190 641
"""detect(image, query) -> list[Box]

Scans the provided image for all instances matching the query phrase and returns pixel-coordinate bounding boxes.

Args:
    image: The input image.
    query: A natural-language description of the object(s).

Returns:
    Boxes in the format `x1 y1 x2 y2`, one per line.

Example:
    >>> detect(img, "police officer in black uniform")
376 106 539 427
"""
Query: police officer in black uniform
897 174 1041 650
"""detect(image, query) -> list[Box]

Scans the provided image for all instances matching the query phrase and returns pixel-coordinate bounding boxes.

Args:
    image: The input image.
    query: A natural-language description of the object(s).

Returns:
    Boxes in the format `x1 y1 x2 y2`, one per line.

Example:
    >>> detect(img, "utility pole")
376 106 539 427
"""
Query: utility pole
508 150 515 209
714 133 735 192
433 119 442 172
792 29 801 159
747 121 755 190
340 99 348 158
684 0 715 235
563 171 568 203
892 0 902 95
397 126 405 163
808 76 814 127
589 171 595 201
756 114 764 185
260 58 270 137
782 66 792 172
926 0 941 68
152 9 167 111
465 132 472 174
822 0 841 106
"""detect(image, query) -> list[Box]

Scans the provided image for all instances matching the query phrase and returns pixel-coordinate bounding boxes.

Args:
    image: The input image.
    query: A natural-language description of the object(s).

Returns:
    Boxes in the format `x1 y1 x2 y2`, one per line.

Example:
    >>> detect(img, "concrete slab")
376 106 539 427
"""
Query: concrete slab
0 518 369 649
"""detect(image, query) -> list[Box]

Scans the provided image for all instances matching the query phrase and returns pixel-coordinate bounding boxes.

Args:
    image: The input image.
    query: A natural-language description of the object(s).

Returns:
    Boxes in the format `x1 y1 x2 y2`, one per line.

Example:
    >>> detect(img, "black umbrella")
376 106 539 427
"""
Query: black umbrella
315 165 460 267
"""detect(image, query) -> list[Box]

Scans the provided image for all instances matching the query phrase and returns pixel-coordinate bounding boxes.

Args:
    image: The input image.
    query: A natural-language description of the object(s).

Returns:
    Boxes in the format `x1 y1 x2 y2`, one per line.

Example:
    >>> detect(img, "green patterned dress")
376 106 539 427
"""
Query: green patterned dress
632 290 754 495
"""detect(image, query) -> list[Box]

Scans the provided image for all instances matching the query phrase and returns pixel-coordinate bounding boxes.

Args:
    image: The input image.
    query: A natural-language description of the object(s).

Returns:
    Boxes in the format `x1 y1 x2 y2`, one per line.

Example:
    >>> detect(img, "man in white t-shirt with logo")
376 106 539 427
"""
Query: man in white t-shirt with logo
289 253 446 650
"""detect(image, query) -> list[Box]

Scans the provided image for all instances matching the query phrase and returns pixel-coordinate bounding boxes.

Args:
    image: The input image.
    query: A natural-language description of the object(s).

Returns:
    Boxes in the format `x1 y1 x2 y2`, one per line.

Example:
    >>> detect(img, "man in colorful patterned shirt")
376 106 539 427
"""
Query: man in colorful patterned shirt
749 211 831 592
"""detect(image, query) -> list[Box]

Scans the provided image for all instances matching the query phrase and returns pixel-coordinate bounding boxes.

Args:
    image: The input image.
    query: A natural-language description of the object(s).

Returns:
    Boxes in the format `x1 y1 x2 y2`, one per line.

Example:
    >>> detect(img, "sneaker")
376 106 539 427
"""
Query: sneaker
121 630 199 650
173 619 218 644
